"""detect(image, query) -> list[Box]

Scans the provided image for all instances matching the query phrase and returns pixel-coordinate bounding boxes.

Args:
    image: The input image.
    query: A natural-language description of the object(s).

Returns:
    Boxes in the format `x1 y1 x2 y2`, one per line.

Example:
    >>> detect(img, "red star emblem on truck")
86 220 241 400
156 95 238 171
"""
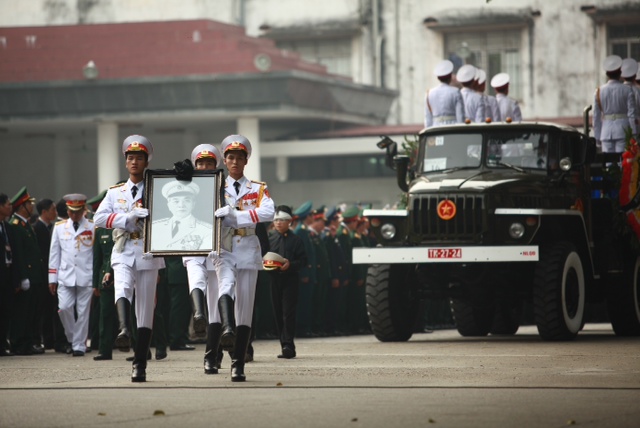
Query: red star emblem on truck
437 199 456 220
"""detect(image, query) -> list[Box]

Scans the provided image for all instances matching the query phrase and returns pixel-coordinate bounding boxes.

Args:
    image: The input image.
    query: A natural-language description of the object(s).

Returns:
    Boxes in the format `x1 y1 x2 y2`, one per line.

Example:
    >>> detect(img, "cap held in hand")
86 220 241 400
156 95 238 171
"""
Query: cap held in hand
263 251 286 270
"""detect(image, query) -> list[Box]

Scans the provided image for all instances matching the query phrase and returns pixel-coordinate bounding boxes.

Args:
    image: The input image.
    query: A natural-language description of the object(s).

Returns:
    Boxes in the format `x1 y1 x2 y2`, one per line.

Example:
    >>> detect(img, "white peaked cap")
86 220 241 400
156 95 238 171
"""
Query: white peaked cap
476 69 487 85
456 64 477 83
491 72 510 88
621 58 638 78
434 60 454 77
603 55 622 72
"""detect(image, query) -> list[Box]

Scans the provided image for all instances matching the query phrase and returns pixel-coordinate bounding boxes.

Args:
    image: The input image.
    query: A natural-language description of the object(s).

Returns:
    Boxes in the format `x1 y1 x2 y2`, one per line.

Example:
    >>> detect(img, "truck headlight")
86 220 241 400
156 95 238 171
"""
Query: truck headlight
509 222 525 239
380 223 397 240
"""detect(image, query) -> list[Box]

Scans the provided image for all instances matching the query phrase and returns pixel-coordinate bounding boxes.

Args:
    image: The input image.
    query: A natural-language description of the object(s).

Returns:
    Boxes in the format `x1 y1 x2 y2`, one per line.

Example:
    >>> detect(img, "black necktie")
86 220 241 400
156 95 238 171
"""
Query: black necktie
233 181 240 195
131 185 138 199
73 221 79 231
172 221 180 238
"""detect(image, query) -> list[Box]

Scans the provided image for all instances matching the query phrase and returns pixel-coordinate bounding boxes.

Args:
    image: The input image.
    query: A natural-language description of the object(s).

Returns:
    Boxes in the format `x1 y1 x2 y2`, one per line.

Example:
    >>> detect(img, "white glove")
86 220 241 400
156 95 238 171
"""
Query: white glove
215 206 234 218
20 278 31 291
142 252 154 260
208 251 219 261
128 207 149 220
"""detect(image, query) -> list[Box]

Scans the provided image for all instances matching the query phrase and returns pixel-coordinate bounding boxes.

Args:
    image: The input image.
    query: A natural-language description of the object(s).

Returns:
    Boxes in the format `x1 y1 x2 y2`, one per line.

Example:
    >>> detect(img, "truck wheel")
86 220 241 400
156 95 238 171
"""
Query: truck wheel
490 301 521 335
450 296 494 336
607 255 640 336
365 264 418 342
533 242 585 341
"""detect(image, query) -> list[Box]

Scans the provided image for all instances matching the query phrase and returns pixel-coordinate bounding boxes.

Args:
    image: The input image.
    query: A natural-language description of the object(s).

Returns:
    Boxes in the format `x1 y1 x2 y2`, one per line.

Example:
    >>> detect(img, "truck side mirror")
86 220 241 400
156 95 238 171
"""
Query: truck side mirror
377 136 398 170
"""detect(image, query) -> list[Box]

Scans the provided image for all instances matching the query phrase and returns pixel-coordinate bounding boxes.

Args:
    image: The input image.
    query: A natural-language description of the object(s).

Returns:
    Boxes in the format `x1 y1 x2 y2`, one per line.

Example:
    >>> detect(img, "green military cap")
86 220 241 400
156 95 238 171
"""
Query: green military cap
342 205 360 222
10 186 36 210
87 189 108 212
293 200 313 219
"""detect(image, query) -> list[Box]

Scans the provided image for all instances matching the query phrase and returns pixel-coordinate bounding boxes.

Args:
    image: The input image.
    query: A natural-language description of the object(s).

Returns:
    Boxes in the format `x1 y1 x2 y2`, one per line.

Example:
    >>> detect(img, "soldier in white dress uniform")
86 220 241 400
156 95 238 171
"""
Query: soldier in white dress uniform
621 58 640 126
94 135 165 382
424 60 464 128
593 55 637 153
180 144 228 374
151 180 213 251
491 72 522 123
48 194 95 356
214 134 275 381
458 64 486 123
476 69 500 122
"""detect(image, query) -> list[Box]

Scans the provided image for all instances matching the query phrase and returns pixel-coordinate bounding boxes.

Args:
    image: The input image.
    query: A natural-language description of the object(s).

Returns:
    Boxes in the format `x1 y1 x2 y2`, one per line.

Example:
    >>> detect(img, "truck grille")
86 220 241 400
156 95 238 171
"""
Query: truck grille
412 195 485 243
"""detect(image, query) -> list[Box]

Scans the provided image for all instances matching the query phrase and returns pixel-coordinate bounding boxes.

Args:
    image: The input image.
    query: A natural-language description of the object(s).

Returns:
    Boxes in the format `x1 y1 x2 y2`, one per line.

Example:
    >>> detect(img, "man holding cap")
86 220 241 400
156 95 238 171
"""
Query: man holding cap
214 134 275 381
424 59 464 128
266 205 307 359
48 194 95 356
594 55 637 153
490 72 522 123
458 64 486 123
94 135 165 382
9 186 46 355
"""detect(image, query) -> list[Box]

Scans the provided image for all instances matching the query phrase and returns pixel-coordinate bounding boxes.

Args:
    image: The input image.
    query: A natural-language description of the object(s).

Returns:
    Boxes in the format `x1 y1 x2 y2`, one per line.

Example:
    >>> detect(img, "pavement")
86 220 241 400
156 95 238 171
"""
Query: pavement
0 323 638 428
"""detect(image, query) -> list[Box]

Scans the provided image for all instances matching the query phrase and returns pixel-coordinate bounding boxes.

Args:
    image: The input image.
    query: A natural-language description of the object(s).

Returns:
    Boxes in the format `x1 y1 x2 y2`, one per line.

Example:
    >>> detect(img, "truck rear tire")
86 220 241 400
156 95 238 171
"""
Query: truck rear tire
450 296 494 336
365 264 418 342
533 242 585 341
607 255 640 336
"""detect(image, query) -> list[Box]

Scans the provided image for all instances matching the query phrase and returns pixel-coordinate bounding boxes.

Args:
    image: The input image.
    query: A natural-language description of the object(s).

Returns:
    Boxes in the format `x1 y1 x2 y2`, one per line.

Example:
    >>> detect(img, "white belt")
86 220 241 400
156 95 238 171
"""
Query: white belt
603 114 628 120
434 115 456 123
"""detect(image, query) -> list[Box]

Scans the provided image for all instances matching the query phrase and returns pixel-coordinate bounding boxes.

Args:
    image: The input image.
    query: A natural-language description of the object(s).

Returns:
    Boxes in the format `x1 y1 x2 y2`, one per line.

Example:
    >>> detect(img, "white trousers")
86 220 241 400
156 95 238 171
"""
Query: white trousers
601 139 625 153
57 285 94 352
216 259 257 327
112 263 158 329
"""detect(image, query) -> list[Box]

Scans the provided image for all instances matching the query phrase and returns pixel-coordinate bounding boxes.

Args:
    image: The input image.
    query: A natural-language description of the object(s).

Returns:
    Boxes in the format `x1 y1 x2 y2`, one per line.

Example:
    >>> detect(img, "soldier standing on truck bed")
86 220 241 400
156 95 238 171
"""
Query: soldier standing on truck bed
424 60 464 128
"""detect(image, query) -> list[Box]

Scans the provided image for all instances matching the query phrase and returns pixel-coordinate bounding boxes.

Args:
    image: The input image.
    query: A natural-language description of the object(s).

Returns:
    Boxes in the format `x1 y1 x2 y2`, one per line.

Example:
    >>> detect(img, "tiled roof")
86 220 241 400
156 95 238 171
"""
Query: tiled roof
0 20 332 83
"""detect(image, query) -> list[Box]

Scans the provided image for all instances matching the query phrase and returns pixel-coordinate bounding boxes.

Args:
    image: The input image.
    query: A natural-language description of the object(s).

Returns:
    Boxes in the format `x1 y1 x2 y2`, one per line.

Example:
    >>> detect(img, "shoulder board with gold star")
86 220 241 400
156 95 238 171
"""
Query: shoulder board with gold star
55 220 66 225
87 219 94 223
10 218 20 226
251 180 266 186
109 182 126 189
342 228 349 235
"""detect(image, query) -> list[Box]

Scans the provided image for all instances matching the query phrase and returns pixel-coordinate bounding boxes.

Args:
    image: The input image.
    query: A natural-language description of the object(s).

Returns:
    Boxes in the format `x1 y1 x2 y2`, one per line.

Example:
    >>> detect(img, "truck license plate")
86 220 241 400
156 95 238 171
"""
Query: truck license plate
428 248 462 258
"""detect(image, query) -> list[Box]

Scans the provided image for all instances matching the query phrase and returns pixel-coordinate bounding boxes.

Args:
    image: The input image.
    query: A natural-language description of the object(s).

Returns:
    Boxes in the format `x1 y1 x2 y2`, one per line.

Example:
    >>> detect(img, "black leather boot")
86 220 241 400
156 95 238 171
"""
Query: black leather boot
231 325 251 382
218 294 236 351
204 323 222 374
115 298 131 352
191 289 207 337
131 327 152 382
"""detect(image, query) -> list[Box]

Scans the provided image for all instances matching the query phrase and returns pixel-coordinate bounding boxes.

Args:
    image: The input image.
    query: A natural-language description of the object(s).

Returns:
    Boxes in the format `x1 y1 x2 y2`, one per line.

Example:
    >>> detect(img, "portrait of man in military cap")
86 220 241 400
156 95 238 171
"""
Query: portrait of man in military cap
147 177 216 253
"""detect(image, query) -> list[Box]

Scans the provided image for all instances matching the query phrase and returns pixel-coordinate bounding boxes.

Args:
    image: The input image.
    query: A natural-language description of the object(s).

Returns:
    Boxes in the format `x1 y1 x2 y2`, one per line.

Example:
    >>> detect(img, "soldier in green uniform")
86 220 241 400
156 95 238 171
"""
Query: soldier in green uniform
336 206 355 334
9 187 47 355
90 190 118 360
351 211 371 333
292 201 316 337
323 206 348 335
309 206 330 336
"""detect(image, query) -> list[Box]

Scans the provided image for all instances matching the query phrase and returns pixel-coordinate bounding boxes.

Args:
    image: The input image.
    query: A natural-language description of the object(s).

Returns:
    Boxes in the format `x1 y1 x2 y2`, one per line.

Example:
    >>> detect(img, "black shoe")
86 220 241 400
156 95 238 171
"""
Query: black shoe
115 332 131 352
65 345 72 355
31 345 45 355
131 363 146 382
15 347 34 356
193 317 207 336
126 355 135 362
155 349 167 360
72 350 85 357
93 354 112 361
0 349 14 357
277 346 296 359
170 344 195 351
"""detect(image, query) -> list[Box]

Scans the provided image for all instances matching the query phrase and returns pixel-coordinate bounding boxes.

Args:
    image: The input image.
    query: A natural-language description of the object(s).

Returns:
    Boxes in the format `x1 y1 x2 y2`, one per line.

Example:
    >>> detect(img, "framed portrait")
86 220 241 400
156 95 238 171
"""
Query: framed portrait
143 169 224 256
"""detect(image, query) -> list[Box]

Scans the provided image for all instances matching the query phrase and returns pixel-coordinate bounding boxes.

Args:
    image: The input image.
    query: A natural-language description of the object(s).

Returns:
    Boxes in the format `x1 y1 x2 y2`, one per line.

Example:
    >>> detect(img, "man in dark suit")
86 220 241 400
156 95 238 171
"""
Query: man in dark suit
9 187 47 355
266 205 307 359
0 193 19 356
34 198 66 352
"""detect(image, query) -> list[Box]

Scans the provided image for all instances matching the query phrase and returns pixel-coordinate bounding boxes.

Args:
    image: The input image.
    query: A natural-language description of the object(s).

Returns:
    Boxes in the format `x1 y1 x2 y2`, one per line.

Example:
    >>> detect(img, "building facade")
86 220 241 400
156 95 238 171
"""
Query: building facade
1 0 639 208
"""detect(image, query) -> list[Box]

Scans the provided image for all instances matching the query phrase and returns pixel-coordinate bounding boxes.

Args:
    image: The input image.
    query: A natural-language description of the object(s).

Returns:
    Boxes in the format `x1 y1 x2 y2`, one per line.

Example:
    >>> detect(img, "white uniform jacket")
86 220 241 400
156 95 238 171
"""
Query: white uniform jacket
461 87 486 123
593 79 637 141
623 81 640 125
495 93 522 123
424 83 465 128
485 94 501 122
48 217 95 287
219 175 275 270
94 179 165 271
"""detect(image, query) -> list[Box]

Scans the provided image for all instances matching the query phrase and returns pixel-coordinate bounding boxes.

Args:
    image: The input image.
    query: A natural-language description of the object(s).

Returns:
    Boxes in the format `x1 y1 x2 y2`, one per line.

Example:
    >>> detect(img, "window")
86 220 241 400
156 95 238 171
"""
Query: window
445 30 522 100
276 38 352 77
609 24 640 59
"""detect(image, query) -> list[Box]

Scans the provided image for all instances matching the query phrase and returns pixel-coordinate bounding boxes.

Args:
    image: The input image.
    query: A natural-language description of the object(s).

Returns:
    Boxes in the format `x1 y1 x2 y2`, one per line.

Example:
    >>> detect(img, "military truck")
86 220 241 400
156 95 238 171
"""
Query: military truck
353 111 640 341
